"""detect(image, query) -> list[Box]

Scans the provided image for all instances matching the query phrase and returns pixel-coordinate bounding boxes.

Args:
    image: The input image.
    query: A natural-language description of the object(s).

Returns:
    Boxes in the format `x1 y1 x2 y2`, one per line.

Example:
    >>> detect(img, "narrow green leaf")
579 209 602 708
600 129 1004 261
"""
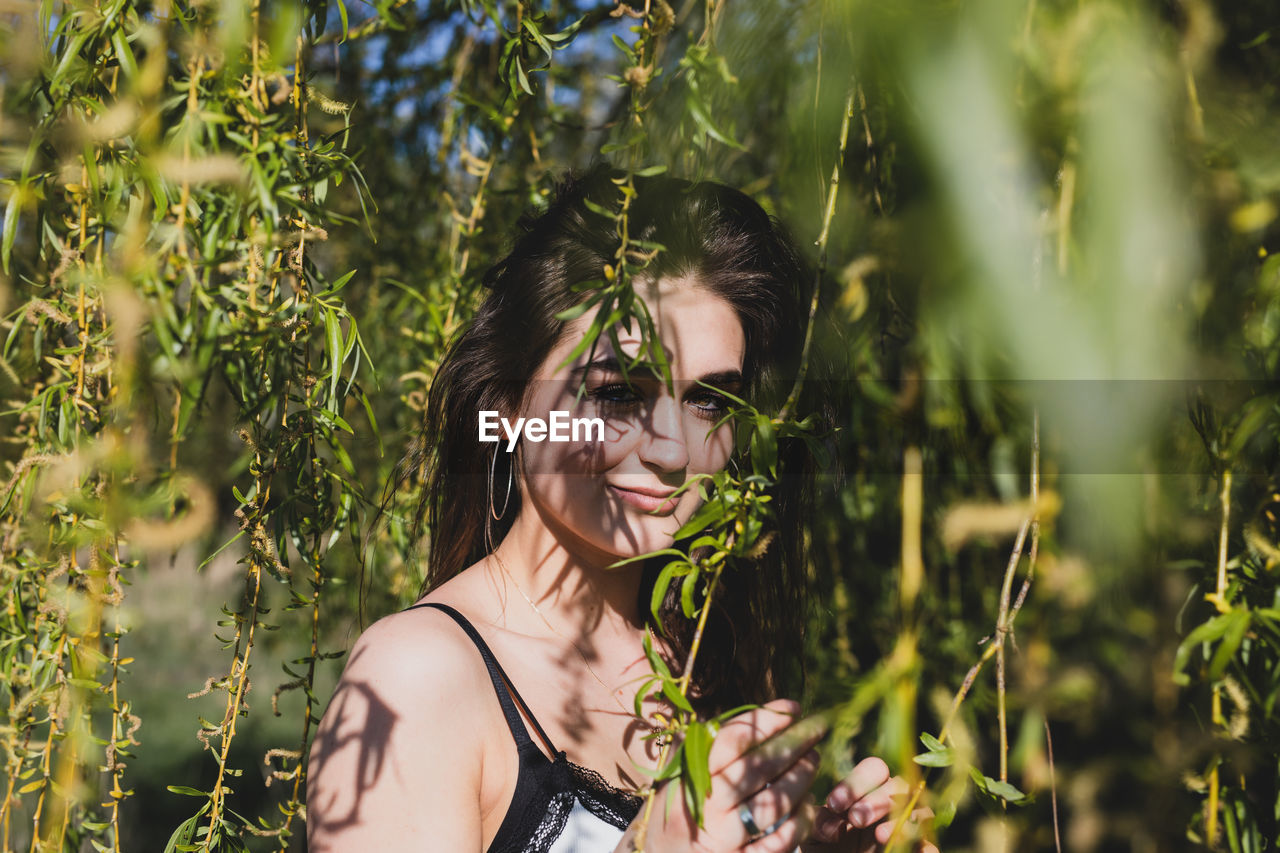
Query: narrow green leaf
642 629 672 678
166 785 209 798
109 26 139 81
661 678 694 714
523 18 553 57
674 500 727 540
680 569 699 618
2 184 21 274
336 0 350 41
1208 609 1252 682
651 563 677 624
684 721 714 825
514 57 533 95
320 269 357 298
1173 611 1237 685
610 548 687 568
554 295 600 322
325 308 341 408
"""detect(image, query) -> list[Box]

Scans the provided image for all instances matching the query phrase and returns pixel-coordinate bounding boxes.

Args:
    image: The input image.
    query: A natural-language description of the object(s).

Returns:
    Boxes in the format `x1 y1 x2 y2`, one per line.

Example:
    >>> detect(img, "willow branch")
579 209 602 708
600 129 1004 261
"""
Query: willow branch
780 85 853 422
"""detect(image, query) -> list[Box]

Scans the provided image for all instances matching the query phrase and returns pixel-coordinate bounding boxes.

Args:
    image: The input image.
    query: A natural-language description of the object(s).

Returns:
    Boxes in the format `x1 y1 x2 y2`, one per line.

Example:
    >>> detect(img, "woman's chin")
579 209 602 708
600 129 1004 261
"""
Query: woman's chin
594 527 682 566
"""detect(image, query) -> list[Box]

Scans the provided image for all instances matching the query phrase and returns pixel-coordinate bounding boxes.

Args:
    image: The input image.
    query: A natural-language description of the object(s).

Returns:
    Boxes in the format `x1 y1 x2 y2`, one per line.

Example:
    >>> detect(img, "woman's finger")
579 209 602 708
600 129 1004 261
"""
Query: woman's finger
710 699 801 772
711 702 828 804
825 757 891 815
872 807 935 845
741 798 816 853
840 774 908 828
734 748 820 834
808 805 846 844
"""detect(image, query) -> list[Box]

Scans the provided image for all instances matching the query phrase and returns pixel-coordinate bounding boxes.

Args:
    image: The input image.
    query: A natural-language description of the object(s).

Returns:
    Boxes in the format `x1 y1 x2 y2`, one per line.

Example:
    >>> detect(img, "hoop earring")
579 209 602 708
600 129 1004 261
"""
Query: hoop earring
489 447 513 522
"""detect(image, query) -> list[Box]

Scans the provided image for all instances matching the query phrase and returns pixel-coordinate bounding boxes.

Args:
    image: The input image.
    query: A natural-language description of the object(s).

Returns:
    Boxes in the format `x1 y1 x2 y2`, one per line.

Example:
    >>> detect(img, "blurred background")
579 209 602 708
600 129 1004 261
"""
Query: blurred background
1 0 1278 850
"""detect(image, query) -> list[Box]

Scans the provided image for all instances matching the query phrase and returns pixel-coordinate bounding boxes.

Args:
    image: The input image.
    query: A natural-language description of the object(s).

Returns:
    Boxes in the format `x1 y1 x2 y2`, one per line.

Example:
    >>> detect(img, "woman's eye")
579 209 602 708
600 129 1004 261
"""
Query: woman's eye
687 391 730 419
589 383 643 406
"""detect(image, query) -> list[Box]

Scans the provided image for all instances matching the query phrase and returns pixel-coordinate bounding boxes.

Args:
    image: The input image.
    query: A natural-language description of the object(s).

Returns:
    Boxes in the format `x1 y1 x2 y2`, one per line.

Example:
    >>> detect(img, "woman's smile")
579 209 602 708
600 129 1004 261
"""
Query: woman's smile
606 483 681 515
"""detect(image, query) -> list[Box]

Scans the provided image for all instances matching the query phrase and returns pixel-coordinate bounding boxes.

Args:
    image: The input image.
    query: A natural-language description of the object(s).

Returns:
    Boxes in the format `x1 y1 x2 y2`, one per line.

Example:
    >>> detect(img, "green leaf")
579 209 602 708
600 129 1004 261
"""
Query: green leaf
1208 609 1252 682
680 568 700 618
50 28 93 90
920 732 947 752
683 721 714 825
544 14 586 43
1173 610 1239 685
661 678 694 714
336 0 350 41
199 530 246 571
634 675 659 717
609 548 687 568
913 749 955 768
166 785 209 798
642 629 672 678
163 805 208 853
751 415 778 478
523 18 553 57
685 94 745 151
651 562 678 624
913 732 955 767
674 499 728 540
2 182 21 274
556 295 610 372
514 56 533 95
555 293 601 322
968 767 1029 804
581 197 614 218
319 269 357 298
611 33 637 62
109 26 139 81
325 308 342 408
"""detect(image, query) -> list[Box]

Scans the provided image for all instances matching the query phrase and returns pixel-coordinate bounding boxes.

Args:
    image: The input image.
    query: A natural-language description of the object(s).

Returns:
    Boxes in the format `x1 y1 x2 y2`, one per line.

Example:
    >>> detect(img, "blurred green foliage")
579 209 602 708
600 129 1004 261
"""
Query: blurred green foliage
1 0 1279 850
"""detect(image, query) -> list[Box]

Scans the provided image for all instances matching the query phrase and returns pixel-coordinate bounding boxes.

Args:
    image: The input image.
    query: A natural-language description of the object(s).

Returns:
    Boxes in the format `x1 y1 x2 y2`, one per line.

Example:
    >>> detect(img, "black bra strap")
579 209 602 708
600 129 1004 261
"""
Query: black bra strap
407 602 560 756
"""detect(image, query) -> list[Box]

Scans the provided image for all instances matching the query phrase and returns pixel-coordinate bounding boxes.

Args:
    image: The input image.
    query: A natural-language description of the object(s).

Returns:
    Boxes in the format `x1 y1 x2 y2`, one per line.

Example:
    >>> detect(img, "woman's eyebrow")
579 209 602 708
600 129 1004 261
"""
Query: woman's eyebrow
695 370 743 389
570 356 664 380
570 359 743 387
570 356 628 379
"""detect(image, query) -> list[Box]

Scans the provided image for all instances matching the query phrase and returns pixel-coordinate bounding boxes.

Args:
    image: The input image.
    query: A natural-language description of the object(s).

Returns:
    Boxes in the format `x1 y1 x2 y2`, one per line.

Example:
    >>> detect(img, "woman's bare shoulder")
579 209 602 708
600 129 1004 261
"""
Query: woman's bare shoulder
342 603 487 688
306 603 494 850
314 602 500 752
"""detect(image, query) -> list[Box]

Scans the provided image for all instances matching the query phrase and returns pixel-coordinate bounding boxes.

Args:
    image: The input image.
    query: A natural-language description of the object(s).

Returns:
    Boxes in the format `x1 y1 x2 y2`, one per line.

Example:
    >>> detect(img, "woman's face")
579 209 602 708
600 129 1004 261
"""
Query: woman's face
514 275 743 564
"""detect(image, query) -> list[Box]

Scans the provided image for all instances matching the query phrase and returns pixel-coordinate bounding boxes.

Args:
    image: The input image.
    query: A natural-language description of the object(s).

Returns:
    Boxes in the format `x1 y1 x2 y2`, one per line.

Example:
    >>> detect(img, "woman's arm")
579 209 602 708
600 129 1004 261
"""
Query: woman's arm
306 613 491 852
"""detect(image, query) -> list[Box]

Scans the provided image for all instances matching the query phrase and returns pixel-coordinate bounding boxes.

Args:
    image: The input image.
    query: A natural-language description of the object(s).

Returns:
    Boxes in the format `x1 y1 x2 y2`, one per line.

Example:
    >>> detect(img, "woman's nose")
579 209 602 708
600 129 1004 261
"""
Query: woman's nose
638 396 690 473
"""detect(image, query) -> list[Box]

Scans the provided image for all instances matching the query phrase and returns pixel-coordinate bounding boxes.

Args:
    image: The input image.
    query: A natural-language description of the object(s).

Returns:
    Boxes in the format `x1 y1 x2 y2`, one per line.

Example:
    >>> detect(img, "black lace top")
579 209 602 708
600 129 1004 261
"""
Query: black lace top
410 603 643 853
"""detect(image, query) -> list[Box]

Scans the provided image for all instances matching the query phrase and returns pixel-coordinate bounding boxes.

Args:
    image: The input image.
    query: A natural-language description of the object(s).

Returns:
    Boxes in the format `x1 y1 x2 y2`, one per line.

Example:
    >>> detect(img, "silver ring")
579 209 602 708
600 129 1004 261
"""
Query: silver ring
738 802 765 843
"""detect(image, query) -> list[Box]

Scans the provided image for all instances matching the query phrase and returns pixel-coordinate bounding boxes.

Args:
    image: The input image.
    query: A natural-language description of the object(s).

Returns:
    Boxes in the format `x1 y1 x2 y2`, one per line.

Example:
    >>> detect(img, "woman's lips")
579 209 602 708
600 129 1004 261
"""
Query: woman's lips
608 485 680 516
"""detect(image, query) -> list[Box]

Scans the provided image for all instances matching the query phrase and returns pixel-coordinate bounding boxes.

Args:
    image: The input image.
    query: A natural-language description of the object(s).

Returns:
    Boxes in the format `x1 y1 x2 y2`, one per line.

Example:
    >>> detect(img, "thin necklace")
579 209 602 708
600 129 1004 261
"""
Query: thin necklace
489 551 671 745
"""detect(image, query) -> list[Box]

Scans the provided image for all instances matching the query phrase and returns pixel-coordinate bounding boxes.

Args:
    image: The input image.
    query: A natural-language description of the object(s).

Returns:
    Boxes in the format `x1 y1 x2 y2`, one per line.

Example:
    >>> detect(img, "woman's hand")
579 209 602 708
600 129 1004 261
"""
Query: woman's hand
617 699 824 852
802 758 939 853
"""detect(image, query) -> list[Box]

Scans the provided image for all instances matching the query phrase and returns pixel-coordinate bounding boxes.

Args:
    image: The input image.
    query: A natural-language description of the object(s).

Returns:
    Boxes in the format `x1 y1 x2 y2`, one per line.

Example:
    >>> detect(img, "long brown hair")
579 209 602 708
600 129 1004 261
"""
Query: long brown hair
405 167 817 712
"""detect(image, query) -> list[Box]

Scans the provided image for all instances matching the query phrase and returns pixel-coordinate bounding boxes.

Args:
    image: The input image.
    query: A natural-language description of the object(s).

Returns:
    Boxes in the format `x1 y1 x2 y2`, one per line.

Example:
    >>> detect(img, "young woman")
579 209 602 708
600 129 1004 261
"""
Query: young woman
306 170 937 852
